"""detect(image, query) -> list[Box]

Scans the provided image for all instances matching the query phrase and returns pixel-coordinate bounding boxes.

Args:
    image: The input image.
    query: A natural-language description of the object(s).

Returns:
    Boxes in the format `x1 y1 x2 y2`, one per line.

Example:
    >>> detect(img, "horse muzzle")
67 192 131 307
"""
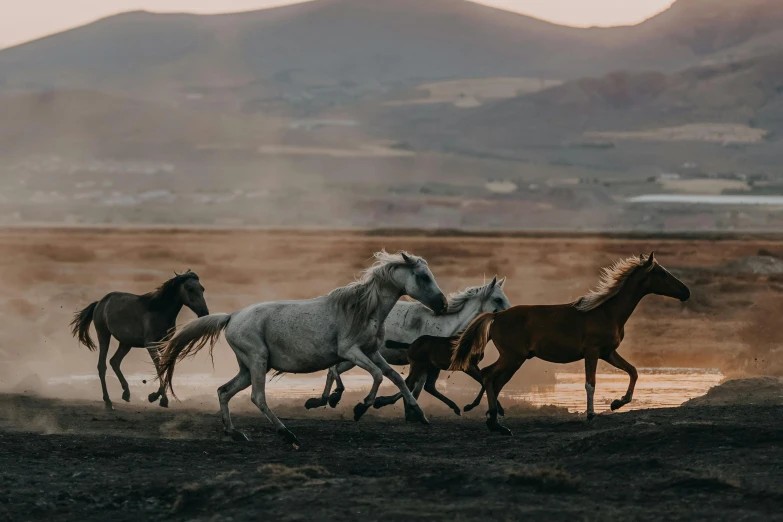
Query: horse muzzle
432 294 448 316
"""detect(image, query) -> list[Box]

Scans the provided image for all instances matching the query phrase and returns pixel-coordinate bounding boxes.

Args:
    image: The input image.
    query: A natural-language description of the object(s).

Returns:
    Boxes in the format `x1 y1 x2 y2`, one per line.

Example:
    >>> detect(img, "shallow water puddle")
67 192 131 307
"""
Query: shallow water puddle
49 368 722 414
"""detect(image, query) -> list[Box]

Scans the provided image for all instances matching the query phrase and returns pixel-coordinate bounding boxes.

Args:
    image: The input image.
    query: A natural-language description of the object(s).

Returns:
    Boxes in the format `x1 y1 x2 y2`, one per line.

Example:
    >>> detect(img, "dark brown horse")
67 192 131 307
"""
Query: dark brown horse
373 335 505 417
70 271 209 410
450 252 690 435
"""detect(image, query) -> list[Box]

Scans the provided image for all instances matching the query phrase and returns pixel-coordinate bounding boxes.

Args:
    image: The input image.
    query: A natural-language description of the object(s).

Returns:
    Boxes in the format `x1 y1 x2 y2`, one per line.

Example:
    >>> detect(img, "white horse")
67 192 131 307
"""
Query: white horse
306 276 511 411
158 251 447 448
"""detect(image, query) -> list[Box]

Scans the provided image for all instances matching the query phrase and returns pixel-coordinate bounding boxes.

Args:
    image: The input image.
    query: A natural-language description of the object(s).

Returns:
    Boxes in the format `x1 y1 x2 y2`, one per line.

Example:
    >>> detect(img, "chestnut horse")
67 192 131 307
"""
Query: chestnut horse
450 252 690 435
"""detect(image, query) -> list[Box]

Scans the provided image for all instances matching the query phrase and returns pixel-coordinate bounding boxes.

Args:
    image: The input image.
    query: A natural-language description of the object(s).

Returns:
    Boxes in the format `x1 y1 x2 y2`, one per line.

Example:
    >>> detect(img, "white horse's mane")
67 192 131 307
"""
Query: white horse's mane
328 250 424 338
445 280 499 314
572 255 649 312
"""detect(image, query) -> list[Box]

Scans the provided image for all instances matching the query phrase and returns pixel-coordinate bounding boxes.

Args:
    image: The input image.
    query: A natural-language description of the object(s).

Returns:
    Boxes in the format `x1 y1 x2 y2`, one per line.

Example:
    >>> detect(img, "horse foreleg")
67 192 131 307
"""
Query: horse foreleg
603 351 637 412
337 346 386 422
373 371 415 409
584 357 598 421
96 330 112 410
110 344 132 402
146 346 168 407
484 359 521 435
329 365 347 408
369 351 428 425
423 369 461 416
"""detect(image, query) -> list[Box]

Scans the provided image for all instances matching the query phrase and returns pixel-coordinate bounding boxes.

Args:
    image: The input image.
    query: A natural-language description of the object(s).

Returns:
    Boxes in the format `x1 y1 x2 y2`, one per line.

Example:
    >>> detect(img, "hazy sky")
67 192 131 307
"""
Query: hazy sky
2 0 676 50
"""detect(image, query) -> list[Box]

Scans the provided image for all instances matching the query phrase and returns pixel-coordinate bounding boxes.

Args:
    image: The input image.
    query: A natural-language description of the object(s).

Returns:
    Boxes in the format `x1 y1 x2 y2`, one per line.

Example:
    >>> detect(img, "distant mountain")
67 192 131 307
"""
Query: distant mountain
2 0 782 114
378 50 783 157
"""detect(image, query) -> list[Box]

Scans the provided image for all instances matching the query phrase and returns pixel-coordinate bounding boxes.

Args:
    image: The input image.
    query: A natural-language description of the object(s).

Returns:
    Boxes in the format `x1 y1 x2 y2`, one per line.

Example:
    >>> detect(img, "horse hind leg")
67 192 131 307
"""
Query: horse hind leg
218 364 252 442
248 357 299 449
96 329 113 410
463 364 505 416
225 330 299 448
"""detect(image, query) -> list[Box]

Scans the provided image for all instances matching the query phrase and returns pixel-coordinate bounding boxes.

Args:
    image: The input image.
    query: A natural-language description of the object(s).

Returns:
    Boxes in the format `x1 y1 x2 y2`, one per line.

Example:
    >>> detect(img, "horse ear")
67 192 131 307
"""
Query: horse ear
498 276 506 287
644 251 656 270
489 276 497 289
401 252 412 264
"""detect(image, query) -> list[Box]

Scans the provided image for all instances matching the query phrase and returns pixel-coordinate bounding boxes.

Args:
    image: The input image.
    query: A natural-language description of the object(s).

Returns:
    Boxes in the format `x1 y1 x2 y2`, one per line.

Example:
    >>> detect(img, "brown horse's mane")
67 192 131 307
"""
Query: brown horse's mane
572 255 648 312
141 270 199 305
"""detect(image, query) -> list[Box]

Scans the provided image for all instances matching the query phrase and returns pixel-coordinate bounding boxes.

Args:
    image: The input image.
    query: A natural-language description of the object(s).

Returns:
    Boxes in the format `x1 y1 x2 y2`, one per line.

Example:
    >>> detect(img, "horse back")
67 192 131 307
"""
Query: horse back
94 292 151 346
408 335 459 370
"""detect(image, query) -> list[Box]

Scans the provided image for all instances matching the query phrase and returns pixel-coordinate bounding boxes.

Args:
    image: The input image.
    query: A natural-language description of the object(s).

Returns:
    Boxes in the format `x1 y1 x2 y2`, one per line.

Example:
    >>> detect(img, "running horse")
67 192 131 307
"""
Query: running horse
450 252 690 435
158 251 448 448
70 270 209 410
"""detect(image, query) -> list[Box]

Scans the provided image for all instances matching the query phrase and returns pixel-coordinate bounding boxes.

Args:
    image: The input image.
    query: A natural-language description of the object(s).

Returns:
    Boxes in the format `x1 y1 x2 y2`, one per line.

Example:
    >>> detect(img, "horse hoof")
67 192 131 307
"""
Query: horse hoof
328 392 343 409
408 405 429 425
277 428 300 449
304 397 326 410
122 390 131 402
587 412 595 421
486 419 512 436
159 397 169 408
228 429 250 442
610 399 625 411
148 392 159 403
463 404 476 412
104 401 114 411
453 408 461 416
354 402 370 421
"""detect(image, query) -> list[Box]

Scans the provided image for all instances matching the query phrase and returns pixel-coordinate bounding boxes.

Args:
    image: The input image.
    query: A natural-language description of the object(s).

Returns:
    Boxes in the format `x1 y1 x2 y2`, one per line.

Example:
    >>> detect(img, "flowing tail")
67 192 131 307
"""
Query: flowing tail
70 302 98 351
449 312 495 371
158 313 231 398
384 340 411 350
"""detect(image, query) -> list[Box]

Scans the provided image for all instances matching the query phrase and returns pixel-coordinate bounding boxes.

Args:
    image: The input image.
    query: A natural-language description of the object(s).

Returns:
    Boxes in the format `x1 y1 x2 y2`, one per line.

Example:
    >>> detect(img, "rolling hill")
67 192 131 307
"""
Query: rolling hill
1 0 782 115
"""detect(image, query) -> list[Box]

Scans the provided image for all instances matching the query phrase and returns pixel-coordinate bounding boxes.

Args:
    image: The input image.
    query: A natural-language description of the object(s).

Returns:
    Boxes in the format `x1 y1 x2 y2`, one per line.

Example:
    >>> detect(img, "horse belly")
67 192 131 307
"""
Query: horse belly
268 346 340 374
378 347 409 366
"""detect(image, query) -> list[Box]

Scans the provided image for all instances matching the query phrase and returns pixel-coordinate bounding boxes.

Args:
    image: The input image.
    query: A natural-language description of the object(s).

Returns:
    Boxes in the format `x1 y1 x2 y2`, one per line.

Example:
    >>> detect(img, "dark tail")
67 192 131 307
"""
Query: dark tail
70 302 98 351
384 340 411 350
449 312 495 371
157 313 231 398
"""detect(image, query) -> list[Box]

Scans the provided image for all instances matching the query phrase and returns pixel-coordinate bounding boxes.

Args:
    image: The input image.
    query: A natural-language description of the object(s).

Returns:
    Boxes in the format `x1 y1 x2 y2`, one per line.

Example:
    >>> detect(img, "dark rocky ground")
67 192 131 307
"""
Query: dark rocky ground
1 393 782 521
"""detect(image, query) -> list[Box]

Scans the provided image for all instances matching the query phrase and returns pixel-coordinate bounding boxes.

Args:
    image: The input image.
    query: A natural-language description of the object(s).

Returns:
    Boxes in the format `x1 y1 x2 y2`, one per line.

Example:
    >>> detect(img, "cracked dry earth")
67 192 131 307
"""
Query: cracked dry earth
0 394 782 521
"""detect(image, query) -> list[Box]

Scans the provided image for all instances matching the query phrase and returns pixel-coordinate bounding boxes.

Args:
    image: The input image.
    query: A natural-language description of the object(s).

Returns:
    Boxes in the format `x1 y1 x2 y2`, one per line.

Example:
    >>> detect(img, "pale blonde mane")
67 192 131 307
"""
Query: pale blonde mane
573 255 648 312
445 282 495 314
328 250 423 338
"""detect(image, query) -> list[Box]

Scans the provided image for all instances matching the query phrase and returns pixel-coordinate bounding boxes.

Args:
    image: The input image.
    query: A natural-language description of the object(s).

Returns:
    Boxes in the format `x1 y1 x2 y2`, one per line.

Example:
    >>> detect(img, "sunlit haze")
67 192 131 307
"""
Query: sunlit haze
2 0 676 49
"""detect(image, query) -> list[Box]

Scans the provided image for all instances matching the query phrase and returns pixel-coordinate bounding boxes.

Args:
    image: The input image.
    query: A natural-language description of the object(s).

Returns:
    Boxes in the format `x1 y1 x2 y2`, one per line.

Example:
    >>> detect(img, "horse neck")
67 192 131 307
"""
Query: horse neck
446 299 484 332
370 282 404 324
148 292 185 325
603 280 648 328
